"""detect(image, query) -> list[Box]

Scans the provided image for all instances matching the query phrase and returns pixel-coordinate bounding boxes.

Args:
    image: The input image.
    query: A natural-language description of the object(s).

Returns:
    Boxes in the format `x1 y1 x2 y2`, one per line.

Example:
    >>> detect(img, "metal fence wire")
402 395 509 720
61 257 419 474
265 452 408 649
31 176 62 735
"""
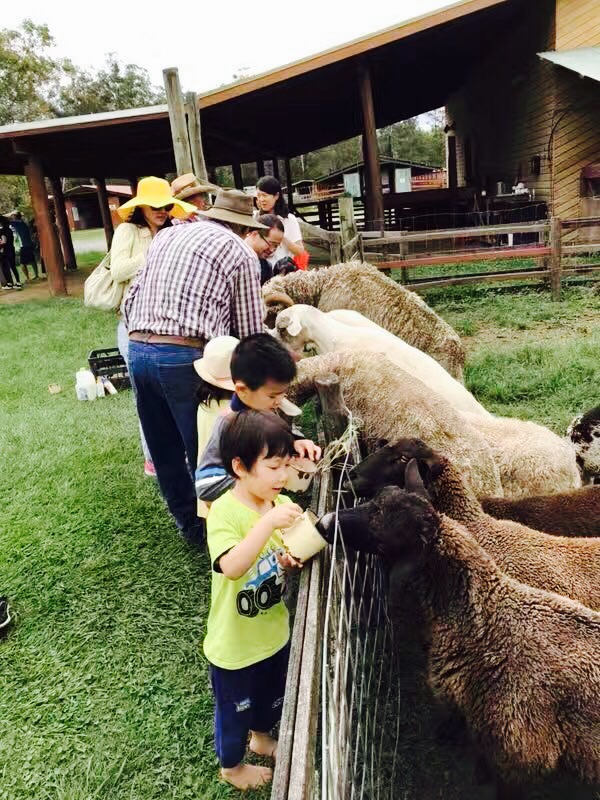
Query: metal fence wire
272 414 401 800
320 437 401 800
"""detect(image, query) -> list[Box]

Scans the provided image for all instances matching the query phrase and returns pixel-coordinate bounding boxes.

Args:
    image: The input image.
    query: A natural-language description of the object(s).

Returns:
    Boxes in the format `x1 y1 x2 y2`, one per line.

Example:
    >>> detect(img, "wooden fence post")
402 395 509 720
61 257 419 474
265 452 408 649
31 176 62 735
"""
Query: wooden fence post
338 196 364 262
329 233 342 265
550 216 562 301
163 68 193 176
183 91 208 182
315 374 350 442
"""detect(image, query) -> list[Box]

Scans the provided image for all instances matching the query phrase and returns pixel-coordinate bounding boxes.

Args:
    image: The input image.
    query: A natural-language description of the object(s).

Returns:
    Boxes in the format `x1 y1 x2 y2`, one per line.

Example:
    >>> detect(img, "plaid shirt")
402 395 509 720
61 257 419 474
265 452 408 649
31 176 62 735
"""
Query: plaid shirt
123 220 264 340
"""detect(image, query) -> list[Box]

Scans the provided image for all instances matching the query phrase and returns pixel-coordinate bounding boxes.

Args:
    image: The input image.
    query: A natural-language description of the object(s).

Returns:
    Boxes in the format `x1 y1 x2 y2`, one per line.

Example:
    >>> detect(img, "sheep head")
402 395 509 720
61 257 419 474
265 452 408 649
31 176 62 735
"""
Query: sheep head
275 306 315 356
344 438 445 497
318 486 441 569
263 290 295 329
568 405 600 484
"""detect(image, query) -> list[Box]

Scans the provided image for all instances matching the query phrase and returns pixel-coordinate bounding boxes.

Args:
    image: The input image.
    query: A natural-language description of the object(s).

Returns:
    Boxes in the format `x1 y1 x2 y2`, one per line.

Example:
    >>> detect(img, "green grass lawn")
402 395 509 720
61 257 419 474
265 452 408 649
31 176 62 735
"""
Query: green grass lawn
1 285 599 799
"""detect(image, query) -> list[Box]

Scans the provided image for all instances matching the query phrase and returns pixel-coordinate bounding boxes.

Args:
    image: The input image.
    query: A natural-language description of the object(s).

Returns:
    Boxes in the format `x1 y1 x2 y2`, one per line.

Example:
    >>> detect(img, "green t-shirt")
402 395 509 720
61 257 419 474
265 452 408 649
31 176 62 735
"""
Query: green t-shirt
203 490 292 669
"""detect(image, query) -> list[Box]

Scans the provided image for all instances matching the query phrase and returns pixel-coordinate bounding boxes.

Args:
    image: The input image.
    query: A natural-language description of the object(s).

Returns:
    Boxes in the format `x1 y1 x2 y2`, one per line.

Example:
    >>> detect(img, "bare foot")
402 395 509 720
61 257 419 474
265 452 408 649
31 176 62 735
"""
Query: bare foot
249 730 278 759
221 763 272 790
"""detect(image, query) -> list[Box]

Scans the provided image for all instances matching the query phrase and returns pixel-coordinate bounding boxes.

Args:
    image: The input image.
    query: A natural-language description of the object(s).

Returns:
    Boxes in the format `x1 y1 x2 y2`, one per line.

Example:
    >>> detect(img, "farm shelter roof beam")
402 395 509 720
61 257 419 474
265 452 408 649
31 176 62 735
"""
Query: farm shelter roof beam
538 47 600 83
0 0 523 174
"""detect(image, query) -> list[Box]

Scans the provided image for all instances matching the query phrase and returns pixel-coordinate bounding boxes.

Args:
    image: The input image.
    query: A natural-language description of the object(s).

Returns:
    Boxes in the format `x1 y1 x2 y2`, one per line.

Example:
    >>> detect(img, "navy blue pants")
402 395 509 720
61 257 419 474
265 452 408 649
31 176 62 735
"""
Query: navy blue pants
128 341 204 545
209 643 290 768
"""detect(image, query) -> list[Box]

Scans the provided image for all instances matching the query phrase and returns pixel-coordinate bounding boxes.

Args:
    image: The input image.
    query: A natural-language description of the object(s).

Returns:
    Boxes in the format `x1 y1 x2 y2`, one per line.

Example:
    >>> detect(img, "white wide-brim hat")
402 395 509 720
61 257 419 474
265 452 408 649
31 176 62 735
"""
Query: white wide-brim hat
194 336 239 391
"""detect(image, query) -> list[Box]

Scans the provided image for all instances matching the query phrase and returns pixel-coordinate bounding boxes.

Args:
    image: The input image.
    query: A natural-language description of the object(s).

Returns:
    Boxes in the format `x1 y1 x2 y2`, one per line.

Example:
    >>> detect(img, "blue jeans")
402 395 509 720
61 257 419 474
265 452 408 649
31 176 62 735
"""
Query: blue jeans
116 320 151 462
128 341 204 545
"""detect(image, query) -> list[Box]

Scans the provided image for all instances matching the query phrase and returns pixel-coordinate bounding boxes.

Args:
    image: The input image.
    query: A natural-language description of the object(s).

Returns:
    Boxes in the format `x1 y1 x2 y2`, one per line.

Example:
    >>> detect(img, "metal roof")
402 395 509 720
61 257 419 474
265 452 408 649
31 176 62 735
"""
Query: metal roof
538 47 600 83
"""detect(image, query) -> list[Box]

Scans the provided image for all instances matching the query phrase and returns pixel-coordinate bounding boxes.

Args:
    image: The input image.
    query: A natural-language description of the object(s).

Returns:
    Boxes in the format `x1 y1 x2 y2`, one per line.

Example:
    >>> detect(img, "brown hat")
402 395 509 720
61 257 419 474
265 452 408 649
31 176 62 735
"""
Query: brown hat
196 189 267 229
171 173 219 201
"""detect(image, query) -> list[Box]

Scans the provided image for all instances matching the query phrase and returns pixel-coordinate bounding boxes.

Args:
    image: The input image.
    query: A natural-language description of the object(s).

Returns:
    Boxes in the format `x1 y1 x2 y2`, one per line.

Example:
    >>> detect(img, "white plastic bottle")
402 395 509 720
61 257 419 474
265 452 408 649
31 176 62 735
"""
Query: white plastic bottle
76 368 97 401
75 369 89 401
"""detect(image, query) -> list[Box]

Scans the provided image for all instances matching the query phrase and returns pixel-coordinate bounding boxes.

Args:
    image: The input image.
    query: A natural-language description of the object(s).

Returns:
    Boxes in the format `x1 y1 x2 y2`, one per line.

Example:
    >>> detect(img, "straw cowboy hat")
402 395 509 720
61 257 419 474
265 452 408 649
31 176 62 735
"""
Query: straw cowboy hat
194 335 302 416
197 188 267 229
171 173 219 201
117 176 196 221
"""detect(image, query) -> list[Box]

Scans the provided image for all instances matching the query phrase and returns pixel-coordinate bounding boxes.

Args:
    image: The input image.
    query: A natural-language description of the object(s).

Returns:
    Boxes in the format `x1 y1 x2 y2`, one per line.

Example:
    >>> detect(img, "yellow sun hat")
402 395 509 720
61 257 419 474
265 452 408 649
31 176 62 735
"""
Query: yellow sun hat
117 176 196 221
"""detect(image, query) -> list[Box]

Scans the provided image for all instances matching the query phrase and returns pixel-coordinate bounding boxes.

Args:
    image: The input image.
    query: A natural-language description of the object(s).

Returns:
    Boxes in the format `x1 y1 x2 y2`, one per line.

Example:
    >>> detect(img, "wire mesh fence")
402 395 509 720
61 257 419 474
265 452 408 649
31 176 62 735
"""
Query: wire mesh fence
272 409 401 800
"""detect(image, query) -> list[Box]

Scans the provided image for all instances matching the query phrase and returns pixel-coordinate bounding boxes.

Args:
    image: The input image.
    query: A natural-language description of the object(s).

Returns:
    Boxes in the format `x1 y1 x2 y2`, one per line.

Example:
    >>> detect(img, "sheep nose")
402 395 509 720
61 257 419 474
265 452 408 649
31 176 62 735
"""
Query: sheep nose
316 512 337 543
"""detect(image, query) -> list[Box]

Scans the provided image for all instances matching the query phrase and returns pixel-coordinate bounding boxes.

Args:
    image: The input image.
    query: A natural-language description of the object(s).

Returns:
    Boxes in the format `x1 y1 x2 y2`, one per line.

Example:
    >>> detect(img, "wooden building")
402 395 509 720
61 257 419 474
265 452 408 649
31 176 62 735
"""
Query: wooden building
60 184 132 231
0 0 598 293
314 159 444 198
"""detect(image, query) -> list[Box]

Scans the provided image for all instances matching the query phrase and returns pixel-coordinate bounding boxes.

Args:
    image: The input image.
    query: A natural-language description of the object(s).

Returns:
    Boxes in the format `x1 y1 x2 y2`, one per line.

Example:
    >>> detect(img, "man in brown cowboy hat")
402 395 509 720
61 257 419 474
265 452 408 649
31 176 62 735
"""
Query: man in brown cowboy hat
123 189 267 548
171 173 219 212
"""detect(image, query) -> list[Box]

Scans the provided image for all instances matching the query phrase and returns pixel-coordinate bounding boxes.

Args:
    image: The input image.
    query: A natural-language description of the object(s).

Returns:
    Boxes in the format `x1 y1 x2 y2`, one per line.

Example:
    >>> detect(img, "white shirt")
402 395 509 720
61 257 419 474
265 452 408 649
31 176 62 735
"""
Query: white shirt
268 213 303 266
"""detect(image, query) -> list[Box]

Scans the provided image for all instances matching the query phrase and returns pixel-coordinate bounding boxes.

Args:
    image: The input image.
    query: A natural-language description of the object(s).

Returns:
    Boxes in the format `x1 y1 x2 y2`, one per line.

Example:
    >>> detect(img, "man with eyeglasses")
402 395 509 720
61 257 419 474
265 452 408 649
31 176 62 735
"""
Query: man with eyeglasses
243 214 284 285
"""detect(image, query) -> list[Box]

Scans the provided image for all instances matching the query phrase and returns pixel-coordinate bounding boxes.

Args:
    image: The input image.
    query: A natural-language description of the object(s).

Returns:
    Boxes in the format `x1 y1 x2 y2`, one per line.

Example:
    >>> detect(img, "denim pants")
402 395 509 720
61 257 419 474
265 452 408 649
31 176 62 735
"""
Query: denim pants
128 340 204 544
116 320 151 462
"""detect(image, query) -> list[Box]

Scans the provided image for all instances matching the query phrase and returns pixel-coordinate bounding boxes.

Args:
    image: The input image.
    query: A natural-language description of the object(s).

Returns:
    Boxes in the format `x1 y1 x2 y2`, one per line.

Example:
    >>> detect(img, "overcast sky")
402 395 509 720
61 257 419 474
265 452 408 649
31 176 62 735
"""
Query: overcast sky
6 0 449 95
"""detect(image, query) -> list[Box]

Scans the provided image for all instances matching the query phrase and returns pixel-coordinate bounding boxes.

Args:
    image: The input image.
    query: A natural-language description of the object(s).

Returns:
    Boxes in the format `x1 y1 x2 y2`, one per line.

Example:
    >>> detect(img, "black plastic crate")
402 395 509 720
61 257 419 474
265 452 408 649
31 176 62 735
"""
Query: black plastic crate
88 347 131 391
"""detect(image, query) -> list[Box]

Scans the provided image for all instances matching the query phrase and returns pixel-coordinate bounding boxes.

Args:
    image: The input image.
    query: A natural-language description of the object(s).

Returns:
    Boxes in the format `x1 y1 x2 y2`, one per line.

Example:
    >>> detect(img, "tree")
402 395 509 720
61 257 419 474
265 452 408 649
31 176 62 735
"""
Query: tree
0 20 68 125
58 54 164 116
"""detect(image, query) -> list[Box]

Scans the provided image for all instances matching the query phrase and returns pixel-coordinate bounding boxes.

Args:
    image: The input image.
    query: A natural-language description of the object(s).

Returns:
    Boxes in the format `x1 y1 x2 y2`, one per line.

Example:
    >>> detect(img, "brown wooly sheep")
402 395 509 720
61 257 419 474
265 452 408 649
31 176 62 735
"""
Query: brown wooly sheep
344 438 600 609
480 486 600 538
322 486 600 785
262 261 466 380
290 350 503 497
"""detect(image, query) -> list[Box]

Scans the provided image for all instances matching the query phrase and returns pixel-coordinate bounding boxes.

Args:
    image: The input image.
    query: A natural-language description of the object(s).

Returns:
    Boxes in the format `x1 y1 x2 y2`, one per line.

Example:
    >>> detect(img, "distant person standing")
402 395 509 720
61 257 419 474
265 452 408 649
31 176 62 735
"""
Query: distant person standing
0 215 21 290
255 177 305 269
123 189 267 547
112 176 195 477
9 211 39 281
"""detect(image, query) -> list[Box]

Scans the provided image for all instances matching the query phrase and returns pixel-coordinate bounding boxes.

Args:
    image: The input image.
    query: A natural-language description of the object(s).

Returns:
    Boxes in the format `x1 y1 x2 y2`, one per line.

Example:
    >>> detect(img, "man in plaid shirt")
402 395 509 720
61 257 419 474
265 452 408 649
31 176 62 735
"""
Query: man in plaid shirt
124 189 270 547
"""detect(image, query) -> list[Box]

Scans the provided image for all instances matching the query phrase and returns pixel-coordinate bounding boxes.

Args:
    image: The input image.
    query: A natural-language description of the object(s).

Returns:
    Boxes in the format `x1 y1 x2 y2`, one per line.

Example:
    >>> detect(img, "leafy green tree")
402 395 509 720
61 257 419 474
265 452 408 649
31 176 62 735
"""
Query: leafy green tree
58 54 164 116
0 20 68 125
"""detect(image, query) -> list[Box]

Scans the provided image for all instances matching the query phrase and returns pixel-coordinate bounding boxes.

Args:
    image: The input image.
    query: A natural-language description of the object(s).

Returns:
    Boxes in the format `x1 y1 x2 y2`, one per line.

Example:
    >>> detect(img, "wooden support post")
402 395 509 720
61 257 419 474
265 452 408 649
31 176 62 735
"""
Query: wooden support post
285 158 294 212
163 67 193 175
329 232 342 266
128 176 138 194
94 177 114 249
256 160 265 179
232 163 243 190
315 374 350 442
49 176 77 271
357 61 384 232
447 134 458 191
338 196 364 261
549 216 562 301
25 156 66 296
184 91 208 181
272 158 280 181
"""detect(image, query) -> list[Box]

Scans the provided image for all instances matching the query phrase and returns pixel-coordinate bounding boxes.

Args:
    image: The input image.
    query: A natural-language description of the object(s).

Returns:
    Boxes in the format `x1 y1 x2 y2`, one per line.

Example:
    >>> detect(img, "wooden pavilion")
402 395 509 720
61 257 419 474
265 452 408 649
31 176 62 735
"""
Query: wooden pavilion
0 0 598 294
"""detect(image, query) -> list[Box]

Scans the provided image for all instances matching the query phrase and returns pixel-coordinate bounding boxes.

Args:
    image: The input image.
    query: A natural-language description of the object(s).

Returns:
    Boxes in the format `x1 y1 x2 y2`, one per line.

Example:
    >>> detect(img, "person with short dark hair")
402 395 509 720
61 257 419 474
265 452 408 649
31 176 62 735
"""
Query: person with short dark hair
195 333 320 503
204 409 303 790
243 213 284 285
9 212 38 281
0 215 21 289
255 177 305 269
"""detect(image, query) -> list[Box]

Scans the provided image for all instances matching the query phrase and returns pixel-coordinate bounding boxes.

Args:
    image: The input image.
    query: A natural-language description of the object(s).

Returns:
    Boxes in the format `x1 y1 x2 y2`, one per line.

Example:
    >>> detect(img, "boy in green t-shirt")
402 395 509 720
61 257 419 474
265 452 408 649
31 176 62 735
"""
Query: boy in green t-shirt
204 409 303 790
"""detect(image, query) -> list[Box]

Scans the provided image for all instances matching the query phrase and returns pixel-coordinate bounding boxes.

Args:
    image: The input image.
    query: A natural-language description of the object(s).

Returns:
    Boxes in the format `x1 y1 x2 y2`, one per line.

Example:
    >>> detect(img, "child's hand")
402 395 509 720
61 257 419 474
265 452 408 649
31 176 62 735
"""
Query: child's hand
294 439 322 461
265 503 302 531
277 551 304 570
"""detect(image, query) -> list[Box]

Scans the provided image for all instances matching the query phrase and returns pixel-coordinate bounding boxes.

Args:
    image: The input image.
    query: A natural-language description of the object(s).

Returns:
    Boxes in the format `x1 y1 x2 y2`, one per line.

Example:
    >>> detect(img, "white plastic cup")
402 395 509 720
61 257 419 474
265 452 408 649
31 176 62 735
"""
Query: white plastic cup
282 509 328 562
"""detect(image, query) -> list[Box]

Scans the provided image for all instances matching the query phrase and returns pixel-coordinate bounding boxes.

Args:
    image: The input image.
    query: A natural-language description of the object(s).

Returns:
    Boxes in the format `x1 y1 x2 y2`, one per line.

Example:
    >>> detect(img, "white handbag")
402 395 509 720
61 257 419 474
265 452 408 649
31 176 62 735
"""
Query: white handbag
83 252 125 311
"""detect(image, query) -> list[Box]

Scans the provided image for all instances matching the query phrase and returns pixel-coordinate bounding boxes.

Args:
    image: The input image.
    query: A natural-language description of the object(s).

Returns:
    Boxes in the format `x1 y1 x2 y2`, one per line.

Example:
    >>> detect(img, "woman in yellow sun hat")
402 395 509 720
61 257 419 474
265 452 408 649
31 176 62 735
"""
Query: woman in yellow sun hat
113 177 196 477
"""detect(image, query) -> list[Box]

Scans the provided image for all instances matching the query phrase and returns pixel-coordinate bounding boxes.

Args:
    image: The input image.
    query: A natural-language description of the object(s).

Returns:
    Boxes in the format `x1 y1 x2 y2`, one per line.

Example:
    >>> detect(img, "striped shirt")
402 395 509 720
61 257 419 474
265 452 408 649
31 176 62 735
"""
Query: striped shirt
123 219 264 340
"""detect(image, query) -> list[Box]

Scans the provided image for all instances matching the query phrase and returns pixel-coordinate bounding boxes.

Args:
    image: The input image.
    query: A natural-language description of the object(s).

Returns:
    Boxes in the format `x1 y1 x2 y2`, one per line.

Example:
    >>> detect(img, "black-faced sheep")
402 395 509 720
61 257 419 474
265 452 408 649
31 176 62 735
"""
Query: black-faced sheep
567 404 600 484
290 350 503 497
320 486 600 785
344 438 600 609
480 486 600 538
262 261 466 380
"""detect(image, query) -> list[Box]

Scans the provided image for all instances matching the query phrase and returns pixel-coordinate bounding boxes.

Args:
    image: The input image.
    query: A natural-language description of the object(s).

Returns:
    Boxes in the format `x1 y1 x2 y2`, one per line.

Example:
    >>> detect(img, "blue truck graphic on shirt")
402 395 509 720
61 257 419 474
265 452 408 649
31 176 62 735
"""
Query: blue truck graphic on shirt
236 550 285 618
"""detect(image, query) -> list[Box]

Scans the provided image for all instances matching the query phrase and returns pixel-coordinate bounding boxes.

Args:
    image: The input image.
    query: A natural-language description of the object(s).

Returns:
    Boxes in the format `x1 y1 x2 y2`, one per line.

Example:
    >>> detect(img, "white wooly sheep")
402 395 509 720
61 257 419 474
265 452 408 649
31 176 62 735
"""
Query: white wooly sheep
275 305 490 419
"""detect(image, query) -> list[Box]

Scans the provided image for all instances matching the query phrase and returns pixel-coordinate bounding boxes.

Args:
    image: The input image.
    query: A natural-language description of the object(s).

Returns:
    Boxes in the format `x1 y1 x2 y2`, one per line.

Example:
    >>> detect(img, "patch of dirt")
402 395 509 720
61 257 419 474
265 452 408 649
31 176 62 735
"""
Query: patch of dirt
0 269 90 305
462 311 600 353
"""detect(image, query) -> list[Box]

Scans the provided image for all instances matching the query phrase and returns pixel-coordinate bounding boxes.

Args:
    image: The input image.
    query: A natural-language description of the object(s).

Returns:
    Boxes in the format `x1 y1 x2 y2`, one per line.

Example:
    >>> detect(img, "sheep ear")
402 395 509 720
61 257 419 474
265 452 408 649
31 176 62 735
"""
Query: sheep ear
287 319 302 337
375 438 389 450
405 459 429 499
